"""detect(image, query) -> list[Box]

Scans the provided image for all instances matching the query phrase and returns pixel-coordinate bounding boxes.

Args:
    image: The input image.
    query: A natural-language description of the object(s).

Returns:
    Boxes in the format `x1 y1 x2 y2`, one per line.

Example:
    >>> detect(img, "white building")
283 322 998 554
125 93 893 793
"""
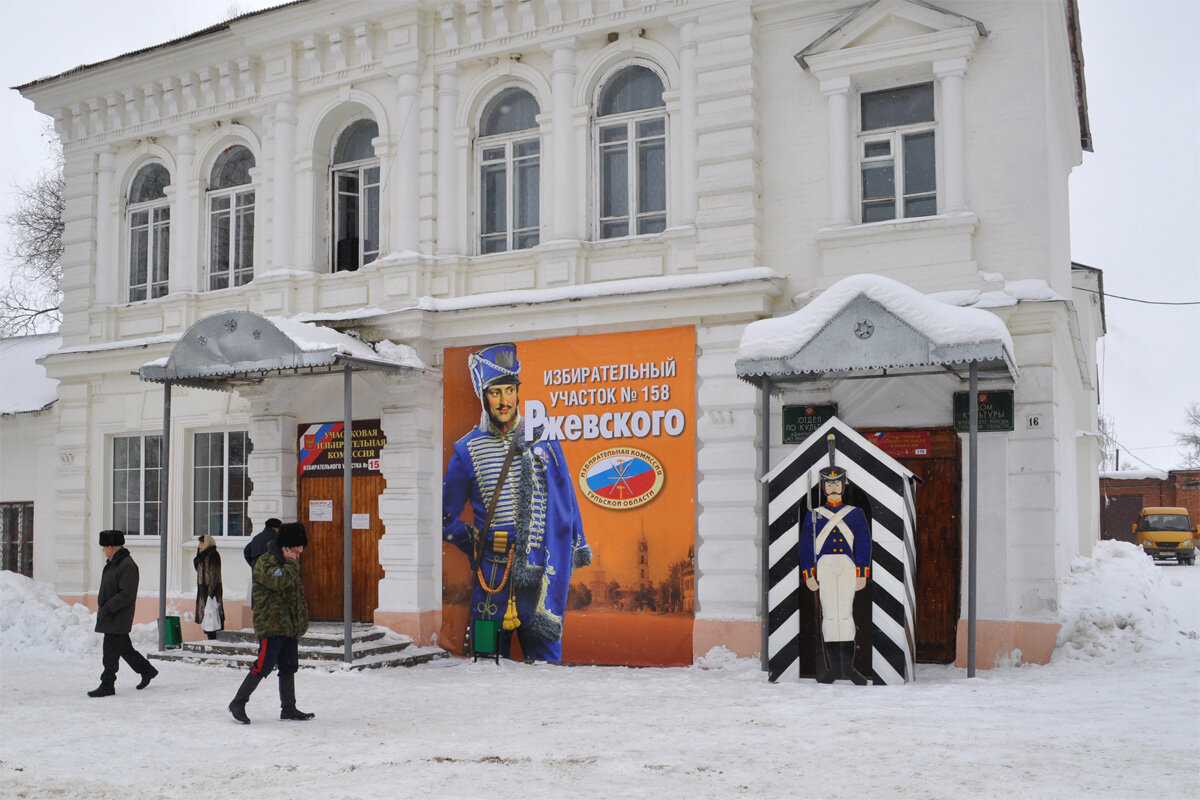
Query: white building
4 0 1102 670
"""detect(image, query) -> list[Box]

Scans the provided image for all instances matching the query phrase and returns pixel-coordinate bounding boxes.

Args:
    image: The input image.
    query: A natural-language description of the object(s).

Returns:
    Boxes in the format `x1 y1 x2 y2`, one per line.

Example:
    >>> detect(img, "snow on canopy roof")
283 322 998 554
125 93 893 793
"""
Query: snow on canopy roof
736 273 1016 384
138 311 425 389
0 334 61 415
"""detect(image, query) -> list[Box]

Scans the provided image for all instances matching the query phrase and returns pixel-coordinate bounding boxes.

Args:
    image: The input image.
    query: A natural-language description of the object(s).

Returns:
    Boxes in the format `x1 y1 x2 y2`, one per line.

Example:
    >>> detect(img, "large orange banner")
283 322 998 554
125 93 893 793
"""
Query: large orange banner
441 327 696 666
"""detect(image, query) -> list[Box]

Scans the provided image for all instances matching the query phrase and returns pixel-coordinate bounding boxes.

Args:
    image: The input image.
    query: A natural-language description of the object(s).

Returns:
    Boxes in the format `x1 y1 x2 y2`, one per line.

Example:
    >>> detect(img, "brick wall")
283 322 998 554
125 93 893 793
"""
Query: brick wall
1099 470 1200 541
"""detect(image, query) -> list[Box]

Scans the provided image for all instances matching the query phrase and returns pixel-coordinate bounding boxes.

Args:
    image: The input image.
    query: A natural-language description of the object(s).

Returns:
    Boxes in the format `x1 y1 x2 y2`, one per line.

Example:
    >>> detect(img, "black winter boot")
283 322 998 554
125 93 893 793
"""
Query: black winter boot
229 670 263 724
842 642 868 685
87 683 115 697
278 672 314 721
136 665 158 690
816 644 838 684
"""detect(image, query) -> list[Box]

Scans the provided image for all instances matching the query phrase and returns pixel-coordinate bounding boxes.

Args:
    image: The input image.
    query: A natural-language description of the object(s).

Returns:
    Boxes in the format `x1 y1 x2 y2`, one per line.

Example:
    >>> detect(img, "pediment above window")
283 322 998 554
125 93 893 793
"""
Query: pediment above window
796 0 987 79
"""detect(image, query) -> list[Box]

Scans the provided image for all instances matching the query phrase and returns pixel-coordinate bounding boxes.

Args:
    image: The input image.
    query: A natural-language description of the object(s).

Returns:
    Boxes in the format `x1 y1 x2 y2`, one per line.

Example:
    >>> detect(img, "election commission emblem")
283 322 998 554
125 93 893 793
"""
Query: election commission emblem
579 447 665 509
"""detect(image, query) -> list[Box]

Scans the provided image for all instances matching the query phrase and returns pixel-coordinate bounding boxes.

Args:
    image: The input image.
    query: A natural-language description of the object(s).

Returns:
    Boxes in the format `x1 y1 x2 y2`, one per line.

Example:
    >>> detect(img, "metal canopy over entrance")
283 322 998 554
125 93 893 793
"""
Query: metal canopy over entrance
735 274 1018 677
137 311 430 662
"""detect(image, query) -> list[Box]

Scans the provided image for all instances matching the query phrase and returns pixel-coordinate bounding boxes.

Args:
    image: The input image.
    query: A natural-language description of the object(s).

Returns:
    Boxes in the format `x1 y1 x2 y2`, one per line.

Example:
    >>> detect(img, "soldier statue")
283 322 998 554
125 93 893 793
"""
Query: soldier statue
800 458 872 685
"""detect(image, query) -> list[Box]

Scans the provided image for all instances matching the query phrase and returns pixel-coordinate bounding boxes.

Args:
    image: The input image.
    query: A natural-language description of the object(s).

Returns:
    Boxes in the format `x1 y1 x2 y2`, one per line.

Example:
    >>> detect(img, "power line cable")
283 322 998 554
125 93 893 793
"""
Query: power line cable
1101 429 1168 472
1076 286 1200 306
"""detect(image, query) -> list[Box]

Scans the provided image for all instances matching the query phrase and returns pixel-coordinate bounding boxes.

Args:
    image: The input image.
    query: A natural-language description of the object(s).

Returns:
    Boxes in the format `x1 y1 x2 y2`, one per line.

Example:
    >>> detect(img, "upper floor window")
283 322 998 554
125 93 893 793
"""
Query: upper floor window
595 65 667 239
127 163 170 301
113 434 162 535
477 88 541 254
859 83 935 223
194 431 252 537
331 119 379 272
207 146 255 290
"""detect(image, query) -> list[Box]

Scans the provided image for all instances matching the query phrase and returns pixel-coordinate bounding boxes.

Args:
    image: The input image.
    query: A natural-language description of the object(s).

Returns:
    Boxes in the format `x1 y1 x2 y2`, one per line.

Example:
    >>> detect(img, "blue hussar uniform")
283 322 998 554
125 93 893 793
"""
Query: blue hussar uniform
442 343 591 661
800 499 871 644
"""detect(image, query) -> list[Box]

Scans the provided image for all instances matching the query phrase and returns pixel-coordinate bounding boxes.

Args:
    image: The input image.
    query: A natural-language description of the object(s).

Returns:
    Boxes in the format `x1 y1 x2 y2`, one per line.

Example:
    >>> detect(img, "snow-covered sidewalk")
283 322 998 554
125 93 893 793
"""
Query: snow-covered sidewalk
2 542 1197 800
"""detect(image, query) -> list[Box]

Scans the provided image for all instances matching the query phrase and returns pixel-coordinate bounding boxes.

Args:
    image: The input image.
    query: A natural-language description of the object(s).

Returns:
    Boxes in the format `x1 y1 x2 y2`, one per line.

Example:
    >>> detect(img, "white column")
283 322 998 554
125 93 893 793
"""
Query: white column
394 68 421 254
95 146 118 305
272 96 298 269
821 77 853 227
169 126 197 292
546 38 579 240
673 17 698 223
436 66 460 255
935 57 968 213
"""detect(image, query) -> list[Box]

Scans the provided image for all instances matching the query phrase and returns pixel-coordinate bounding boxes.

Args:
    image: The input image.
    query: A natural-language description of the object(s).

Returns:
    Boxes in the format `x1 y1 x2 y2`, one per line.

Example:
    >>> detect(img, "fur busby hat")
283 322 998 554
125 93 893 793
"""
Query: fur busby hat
98 529 125 547
277 522 308 549
467 342 521 399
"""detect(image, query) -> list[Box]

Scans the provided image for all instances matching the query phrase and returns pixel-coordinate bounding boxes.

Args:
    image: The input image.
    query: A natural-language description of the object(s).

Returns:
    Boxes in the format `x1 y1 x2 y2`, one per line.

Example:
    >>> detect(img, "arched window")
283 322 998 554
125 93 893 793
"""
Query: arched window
127 163 171 301
330 119 380 272
207 145 255 290
477 88 541 254
594 65 667 239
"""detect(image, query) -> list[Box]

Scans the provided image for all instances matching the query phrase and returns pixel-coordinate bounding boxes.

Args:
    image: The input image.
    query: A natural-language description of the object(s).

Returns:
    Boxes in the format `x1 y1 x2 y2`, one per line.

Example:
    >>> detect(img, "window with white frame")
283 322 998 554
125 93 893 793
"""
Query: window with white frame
330 119 380 272
859 83 936 223
127 163 171 301
113 434 163 535
477 88 541 254
594 65 667 239
193 431 252 538
207 146 255 290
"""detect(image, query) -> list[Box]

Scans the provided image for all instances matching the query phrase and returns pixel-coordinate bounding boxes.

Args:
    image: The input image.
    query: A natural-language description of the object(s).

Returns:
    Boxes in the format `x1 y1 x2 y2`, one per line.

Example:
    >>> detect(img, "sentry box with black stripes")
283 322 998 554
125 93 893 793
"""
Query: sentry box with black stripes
763 417 918 685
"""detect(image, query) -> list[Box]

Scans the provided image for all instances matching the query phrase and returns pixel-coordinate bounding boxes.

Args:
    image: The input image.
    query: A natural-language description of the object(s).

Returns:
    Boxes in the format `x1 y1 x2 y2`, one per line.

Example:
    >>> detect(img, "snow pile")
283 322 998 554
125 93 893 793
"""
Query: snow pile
0 571 157 658
0 571 100 657
374 339 427 369
1054 540 1177 661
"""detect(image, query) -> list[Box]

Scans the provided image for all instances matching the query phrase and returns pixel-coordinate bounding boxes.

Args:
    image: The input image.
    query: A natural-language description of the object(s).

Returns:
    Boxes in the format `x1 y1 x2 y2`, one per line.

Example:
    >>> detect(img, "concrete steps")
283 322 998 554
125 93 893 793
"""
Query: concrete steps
148 622 448 671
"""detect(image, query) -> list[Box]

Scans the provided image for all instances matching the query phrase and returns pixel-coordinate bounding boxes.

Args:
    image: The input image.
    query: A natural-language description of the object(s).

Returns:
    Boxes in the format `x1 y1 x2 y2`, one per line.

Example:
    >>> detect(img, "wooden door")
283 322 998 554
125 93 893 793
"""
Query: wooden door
1101 494 1143 544
862 427 962 664
901 441 961 663
297 474 385 622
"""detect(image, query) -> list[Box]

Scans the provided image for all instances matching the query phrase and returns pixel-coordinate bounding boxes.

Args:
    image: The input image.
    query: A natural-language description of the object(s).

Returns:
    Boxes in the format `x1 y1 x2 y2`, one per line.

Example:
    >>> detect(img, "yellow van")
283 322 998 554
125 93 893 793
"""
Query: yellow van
1133 507 1197 566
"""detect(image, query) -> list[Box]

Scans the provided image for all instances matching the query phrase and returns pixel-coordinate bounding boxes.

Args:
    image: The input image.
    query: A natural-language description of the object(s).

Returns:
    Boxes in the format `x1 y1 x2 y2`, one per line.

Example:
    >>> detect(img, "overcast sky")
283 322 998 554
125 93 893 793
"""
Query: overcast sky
1 0 1197 468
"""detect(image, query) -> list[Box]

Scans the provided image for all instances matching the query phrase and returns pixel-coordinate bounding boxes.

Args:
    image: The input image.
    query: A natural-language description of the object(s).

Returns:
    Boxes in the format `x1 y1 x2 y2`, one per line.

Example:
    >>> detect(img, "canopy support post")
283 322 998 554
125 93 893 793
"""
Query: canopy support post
158 380 172 652
759 377 772 673
967 361 979 677
343 366 354 663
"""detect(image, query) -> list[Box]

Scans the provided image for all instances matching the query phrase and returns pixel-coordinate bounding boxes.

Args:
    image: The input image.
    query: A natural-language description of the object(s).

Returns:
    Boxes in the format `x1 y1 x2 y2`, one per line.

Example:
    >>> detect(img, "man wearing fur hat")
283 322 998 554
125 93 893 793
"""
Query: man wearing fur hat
443 342 592 662
228 522 313 723
800 465 872 684
88 530 157 697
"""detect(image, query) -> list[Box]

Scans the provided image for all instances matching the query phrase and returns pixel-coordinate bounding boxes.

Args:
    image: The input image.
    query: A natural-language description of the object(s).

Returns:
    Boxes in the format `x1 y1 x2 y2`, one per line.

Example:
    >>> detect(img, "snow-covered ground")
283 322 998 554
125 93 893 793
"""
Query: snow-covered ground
2 541 1197 800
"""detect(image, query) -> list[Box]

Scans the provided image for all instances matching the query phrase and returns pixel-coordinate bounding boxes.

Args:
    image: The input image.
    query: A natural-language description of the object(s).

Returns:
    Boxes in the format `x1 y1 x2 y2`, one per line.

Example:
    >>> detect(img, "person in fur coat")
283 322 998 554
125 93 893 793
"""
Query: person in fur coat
194 534 225 639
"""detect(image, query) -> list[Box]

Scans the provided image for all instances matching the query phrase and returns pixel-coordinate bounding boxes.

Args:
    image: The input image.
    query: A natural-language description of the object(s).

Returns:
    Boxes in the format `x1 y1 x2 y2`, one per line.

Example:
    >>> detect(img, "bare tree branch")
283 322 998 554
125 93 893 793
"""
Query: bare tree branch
2 126 64 336
1175 402 1200 469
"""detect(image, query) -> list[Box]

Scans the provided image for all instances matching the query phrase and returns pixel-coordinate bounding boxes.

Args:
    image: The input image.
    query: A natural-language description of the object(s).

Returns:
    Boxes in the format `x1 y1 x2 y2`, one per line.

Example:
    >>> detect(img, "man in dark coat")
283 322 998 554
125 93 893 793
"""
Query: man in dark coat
243 517 282 568
228 522 313 724
88 530 157 697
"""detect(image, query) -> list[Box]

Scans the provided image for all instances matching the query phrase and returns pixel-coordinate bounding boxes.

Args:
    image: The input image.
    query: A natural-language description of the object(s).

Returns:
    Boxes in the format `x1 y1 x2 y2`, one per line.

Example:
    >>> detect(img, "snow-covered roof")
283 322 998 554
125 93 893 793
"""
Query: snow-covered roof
0 334 61 415
736 274 1017 386
138 311 426 390
1100 469 1170 481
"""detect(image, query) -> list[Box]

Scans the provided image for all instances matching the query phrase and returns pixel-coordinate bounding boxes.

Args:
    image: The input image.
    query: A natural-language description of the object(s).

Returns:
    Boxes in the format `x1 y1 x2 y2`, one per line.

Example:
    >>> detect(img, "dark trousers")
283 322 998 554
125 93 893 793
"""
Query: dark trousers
100 633 152 686
250 635 299 677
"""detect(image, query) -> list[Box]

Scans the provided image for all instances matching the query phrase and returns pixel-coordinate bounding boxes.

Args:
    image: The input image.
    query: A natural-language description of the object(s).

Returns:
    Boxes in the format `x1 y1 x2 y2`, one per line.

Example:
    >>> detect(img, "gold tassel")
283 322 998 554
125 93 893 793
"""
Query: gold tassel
503 595 521 631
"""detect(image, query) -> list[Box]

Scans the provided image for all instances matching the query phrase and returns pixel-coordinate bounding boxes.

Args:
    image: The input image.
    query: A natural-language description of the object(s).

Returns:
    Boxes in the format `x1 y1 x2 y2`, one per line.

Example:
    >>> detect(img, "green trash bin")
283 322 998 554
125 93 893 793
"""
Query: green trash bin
472 619 501 664
163 616 182 649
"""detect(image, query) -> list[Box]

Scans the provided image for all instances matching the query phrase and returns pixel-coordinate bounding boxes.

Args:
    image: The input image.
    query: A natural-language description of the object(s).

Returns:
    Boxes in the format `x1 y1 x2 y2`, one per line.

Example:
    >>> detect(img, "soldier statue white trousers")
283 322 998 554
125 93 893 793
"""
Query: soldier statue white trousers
816 554 857 642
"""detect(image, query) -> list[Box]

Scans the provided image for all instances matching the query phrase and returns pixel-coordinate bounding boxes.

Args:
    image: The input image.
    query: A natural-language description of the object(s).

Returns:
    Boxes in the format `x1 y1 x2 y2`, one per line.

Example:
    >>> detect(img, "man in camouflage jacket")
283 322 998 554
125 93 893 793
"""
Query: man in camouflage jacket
228 522 313 723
